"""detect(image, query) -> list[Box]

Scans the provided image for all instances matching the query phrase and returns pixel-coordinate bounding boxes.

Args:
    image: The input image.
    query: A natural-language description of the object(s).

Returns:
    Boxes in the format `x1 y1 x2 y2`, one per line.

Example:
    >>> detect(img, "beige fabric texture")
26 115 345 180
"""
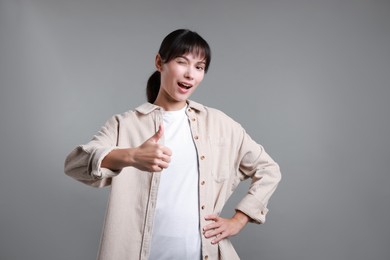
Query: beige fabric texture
64 100 281 260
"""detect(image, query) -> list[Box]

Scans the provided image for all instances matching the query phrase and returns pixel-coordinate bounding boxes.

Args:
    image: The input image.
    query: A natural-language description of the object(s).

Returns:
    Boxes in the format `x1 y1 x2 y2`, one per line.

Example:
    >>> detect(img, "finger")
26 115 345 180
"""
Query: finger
149 123 164 143
161 146 172 156
204 225 227 242
152 158 170 171
153 150 170 163
211 232 227 244
203 221 220 232
151 157 169 169
158 160 170 169
204 214 219 221
152 165 163 172
204 226 224 238
159 154 171 163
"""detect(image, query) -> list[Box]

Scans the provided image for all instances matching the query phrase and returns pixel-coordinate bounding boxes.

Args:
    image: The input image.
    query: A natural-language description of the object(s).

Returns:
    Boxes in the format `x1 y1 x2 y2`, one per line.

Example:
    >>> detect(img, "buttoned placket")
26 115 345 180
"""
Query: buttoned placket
143 106 215 259
186 107 213 260
140 108 164 260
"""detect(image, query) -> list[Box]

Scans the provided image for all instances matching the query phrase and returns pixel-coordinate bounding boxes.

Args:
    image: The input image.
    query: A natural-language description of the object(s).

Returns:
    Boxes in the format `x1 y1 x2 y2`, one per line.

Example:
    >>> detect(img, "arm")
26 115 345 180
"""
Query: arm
235 130 282 224
64 115 171 187
203 128 281 243
101 124 171 172
64 115 121 187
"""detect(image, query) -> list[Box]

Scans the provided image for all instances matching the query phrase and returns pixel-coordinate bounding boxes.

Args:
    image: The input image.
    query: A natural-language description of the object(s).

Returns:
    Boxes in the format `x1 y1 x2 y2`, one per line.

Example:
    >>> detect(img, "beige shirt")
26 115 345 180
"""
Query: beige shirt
64 100 281 260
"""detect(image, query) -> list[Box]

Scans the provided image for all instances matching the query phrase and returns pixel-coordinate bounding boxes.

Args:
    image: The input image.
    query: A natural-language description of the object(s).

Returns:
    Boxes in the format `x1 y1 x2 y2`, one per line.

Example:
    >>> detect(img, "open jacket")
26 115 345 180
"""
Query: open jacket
64 100 281 260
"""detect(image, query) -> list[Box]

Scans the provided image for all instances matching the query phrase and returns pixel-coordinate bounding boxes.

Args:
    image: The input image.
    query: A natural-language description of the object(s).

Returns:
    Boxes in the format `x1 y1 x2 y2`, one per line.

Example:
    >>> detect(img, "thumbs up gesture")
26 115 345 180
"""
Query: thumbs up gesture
101 124 172 172
132 123 172 172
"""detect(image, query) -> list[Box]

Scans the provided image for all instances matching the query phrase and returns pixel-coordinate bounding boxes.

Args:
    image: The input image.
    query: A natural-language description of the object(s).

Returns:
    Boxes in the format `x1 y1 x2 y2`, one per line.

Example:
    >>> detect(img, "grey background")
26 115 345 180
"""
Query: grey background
1 0 389 259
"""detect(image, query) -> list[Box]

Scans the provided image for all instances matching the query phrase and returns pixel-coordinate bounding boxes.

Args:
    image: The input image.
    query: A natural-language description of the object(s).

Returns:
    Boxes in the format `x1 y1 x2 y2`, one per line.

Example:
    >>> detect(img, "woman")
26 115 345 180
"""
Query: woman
65 29 281 260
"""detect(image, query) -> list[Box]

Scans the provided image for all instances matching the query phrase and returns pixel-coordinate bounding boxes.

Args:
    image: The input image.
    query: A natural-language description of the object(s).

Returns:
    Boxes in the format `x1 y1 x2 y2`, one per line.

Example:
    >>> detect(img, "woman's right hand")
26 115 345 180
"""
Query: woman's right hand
131 124 172 172
101 124 172 172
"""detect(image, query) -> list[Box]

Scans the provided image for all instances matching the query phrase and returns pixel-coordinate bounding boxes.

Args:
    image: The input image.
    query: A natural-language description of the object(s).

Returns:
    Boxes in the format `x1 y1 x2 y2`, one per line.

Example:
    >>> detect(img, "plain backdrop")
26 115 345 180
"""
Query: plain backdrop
1 0 389 259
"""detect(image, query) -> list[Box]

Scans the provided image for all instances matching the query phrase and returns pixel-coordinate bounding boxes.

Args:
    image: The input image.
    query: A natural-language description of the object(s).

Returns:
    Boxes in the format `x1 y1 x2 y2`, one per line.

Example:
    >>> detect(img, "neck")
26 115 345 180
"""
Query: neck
154 97 187 111
154 101 187 111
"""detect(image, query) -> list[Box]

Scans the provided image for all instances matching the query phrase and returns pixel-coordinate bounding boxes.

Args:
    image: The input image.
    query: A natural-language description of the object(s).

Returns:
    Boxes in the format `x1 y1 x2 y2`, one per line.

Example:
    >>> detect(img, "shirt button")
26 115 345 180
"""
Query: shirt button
188 108 192 112
200 155 205 160
201 205 205 210
204 256 208 260
201 181 205 185
192 118 196 122
194 136 199 140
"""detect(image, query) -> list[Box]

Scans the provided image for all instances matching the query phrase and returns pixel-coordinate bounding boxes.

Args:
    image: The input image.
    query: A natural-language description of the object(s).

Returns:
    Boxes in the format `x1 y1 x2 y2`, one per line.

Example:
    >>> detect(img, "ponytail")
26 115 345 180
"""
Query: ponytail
146 71 160 103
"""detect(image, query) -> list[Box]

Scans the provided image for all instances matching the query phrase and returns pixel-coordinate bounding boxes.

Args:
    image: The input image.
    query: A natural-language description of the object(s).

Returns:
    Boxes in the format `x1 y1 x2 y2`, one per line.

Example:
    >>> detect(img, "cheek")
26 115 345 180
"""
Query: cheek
196 73 205 83
161 69 176 84
164 68 181 81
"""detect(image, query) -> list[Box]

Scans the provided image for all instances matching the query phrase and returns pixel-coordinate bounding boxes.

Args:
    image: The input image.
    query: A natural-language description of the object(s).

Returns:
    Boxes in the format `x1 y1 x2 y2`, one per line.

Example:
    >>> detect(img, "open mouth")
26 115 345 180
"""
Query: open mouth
178 82 192 89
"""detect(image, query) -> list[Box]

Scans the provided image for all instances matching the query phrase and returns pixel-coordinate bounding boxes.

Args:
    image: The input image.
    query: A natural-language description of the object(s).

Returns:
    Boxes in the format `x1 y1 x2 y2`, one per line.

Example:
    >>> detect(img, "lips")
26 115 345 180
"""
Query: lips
178 82 192 89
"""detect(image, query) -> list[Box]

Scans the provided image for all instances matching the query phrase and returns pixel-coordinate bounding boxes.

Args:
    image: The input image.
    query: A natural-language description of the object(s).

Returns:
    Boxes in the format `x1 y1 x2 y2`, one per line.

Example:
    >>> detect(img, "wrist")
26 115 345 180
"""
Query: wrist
101 148 134 170
125 148 136 167
233 210 250 226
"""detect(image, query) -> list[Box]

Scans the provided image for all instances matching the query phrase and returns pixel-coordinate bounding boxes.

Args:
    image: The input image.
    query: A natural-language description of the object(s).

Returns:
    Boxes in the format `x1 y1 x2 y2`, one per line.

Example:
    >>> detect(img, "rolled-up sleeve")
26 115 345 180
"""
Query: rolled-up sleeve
235 130 281 224
64 116 122 188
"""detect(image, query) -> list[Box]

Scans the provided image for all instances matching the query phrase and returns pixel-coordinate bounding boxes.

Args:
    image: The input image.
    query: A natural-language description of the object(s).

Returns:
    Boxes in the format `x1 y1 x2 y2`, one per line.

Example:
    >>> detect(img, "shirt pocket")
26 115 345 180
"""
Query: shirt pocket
209 137 231 182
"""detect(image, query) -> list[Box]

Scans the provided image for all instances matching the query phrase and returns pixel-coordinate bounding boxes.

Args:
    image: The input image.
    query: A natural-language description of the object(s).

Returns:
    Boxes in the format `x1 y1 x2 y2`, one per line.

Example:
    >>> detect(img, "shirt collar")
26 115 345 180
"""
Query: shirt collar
135 102 161 114
135 100 206 115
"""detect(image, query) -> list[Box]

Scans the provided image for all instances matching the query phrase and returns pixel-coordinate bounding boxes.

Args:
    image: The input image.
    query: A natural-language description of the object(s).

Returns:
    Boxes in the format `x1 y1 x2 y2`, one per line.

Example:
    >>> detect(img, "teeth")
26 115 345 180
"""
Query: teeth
179 82 191 89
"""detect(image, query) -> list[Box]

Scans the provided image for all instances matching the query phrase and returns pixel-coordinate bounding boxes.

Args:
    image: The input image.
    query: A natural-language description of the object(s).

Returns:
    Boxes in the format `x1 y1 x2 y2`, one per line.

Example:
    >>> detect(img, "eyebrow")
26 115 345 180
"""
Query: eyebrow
177 55 206 65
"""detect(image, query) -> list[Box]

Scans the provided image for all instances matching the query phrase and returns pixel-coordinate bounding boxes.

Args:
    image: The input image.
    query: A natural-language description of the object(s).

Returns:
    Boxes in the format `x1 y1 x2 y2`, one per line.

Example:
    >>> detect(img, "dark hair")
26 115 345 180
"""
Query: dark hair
146 29 211 103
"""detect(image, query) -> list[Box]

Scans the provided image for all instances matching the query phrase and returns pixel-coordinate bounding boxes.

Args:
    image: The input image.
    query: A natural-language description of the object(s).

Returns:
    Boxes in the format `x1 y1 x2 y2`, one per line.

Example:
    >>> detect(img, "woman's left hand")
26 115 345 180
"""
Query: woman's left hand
203 211 250 244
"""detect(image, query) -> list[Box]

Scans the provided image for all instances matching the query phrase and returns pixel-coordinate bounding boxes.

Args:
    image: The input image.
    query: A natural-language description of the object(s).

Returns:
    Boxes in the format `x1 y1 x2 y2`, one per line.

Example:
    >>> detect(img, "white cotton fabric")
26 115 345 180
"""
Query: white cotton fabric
149 105 201 260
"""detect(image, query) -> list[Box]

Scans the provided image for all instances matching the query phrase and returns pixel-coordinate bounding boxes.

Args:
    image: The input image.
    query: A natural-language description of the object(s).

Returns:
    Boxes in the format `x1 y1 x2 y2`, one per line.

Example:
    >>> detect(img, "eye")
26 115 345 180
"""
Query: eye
176 58 187 64
196 61 206 71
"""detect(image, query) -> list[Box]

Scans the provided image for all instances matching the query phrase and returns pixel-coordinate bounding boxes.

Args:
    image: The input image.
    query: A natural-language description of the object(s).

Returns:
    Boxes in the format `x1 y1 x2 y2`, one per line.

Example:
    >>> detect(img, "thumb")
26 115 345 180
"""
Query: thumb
149 123 164 143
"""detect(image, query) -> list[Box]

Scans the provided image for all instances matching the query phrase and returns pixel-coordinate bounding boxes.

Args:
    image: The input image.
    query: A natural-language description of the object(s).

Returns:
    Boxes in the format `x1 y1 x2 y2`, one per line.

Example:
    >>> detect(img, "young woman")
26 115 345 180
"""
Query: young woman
65 29 281 260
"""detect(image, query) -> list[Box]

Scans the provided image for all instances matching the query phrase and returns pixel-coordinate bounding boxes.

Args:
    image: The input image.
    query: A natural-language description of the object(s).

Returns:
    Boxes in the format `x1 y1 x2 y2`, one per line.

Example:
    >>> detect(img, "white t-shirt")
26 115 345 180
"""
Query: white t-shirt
149 106 201 260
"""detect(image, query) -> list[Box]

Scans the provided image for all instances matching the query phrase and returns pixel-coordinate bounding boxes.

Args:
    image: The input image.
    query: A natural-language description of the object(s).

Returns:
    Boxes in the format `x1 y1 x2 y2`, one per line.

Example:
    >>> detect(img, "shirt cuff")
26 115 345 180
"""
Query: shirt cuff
235 194 269 224
90 146 122 179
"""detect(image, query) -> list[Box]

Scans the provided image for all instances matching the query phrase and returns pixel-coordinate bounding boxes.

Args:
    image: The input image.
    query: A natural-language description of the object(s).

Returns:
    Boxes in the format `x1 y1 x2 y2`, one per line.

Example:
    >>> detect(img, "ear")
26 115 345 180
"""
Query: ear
155 54 163 72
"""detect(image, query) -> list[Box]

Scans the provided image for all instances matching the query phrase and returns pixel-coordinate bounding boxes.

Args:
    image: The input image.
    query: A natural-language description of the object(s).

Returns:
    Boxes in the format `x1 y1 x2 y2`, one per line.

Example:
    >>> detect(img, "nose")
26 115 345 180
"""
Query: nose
184 67 194 80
